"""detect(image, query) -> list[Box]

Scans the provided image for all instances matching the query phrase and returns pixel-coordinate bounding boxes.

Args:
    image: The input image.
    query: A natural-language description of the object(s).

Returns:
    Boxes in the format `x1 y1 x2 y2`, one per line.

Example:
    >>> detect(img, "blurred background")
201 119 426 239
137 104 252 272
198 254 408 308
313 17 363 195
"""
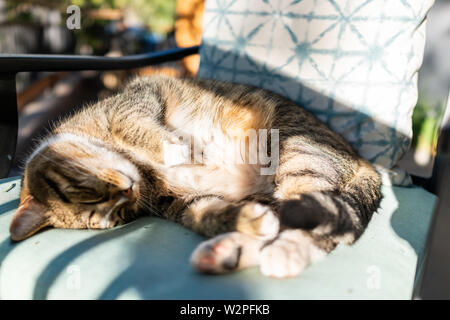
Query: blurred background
0 0 448 178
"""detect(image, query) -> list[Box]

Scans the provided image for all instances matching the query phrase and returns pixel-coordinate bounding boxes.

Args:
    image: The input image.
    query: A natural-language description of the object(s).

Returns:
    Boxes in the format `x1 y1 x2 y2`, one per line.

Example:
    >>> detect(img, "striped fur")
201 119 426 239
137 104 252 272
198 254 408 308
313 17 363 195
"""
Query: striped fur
10 75 381 278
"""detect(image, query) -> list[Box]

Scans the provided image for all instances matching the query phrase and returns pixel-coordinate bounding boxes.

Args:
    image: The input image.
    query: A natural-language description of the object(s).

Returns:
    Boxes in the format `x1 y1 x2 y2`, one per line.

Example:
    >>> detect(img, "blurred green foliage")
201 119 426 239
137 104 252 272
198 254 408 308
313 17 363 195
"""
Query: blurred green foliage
69 0 176 33
412 100 445 153
3 0 176 54
4 0 176 34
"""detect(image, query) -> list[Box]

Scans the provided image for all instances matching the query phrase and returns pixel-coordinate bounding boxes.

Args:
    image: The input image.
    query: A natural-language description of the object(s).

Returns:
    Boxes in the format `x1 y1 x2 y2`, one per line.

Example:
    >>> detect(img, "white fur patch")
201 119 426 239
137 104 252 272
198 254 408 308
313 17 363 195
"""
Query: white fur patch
162 109 274 201
253 204 280 240
259 229 326 278
26 133 94 165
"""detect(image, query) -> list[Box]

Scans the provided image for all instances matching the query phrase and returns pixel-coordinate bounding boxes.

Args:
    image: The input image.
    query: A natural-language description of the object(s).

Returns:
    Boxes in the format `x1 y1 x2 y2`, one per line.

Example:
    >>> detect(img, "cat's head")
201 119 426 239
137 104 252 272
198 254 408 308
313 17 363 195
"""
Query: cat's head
10 134 142 241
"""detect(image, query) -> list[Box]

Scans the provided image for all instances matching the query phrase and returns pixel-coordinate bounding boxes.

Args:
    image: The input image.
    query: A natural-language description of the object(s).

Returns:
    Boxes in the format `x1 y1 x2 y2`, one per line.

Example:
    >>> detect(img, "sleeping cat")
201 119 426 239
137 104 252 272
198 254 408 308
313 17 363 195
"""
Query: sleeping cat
10 75 381 278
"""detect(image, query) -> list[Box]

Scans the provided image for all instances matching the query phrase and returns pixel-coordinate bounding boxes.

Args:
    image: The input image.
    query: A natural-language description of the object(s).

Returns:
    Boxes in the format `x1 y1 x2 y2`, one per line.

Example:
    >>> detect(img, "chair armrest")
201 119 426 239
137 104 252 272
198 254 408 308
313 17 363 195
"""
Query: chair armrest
0 46 200 178
0 46 200 73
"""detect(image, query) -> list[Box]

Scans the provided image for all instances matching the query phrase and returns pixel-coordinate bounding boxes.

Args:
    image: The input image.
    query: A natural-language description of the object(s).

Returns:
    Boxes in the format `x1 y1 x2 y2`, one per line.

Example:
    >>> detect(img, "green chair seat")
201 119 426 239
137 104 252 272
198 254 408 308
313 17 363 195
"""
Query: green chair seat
0 176 435 299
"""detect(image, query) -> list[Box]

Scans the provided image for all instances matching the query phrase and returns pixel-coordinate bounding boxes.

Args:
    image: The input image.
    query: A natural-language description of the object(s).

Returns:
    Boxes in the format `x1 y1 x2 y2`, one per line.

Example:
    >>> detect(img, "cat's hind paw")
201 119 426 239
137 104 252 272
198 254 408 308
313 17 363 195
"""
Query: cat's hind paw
259 229 326 278
259 241 306 278
190 232 261 274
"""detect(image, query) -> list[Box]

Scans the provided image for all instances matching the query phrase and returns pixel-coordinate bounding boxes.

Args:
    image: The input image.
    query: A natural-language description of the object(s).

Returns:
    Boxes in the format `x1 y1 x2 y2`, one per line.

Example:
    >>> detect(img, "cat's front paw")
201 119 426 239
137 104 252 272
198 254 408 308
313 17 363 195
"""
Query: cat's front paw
236 203 279 240
190 232 261 274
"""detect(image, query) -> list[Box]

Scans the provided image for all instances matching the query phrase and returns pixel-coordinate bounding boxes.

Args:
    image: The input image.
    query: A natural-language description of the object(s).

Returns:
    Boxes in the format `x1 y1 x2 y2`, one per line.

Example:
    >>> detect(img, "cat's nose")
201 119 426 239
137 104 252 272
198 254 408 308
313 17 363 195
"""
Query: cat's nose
121 187 134 199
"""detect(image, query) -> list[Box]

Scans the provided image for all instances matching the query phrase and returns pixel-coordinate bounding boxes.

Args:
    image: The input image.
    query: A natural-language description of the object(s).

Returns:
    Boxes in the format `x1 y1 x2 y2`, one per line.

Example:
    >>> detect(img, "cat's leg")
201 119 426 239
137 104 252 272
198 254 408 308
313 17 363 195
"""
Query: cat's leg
189 225 332 277
255 187 372 278
179 196 280 239
176 197 280 275
190 232 264 274
258 189 375 278
260 141 381 278
189 226 329 277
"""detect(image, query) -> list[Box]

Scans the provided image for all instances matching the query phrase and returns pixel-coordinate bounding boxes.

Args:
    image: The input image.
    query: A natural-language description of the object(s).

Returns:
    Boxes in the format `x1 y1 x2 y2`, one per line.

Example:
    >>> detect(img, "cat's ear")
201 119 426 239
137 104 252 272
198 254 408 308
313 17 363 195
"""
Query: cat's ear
10 195 50 241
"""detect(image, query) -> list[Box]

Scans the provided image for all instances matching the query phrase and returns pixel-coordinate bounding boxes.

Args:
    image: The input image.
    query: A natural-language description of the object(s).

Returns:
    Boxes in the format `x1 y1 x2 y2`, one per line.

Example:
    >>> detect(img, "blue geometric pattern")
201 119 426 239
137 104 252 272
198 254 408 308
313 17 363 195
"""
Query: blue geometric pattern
197 0 434 185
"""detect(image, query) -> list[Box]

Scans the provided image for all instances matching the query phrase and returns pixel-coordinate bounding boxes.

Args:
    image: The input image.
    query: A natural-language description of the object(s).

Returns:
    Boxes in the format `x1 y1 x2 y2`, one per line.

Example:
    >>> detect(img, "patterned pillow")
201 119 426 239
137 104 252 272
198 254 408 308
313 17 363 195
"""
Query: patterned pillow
197 0 434 185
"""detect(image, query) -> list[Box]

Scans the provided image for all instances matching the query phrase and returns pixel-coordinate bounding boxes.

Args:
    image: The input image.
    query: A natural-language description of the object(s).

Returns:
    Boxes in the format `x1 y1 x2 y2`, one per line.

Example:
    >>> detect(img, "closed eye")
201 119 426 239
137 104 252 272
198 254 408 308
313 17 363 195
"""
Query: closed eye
64 187 106 204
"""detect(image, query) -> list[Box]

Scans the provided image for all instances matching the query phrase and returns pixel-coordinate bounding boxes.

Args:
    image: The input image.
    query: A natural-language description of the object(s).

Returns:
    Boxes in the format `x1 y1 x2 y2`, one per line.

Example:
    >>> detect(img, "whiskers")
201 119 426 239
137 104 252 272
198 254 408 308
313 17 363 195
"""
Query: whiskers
137 193 165 217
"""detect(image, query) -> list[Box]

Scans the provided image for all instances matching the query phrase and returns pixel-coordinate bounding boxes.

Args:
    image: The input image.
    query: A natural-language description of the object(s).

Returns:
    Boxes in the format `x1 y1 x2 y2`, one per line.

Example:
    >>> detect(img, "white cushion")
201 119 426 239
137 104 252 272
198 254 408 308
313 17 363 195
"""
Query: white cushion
197 0 435 185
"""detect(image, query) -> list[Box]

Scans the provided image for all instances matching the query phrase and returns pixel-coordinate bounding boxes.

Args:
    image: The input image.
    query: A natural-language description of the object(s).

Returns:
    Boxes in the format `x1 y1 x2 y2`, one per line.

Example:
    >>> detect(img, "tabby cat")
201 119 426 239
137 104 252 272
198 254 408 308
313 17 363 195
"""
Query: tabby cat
10 76 381 278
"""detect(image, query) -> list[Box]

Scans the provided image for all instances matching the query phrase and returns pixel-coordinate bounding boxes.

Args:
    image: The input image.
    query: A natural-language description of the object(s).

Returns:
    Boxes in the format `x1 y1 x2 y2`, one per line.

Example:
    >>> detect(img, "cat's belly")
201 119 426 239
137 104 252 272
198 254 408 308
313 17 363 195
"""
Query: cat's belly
161 164 274 201
162 108 276 200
